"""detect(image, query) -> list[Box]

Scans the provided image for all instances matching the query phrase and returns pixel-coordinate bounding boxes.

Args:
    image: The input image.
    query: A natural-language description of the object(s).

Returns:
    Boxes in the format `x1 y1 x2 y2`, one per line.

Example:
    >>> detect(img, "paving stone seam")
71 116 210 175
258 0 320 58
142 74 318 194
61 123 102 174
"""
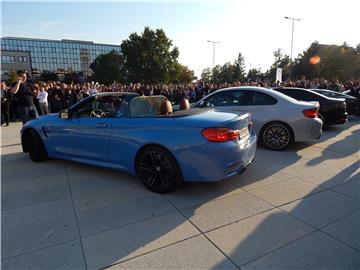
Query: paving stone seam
2 169 67 183
239 195 359 266
239 174 295 192
1 195 72 212
166 182 272 212
239 209 360 268
270 184 359 210
271 165 359 191
79 207 179 238
238 176 329 209
64 166 88 270
238 229 320 268
319 213 360 253
1 191 72 211
100 234 203 269
329 178 360 201
1 237 81 261
71 183 146 201
161 194 241 270
277 206 360 251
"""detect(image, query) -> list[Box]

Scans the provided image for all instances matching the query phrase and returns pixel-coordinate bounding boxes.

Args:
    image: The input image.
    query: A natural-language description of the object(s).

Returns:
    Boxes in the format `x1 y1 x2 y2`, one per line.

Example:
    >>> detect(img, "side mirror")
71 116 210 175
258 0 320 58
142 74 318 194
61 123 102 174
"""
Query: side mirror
59 110 69 119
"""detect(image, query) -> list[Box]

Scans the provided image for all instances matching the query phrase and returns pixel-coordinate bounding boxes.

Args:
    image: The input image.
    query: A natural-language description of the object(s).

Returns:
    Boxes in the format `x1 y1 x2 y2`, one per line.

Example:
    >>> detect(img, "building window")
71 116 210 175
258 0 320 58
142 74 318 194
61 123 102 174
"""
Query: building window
41 47 45 52
1 55 15 63
53 58 57 63
18 56 27 62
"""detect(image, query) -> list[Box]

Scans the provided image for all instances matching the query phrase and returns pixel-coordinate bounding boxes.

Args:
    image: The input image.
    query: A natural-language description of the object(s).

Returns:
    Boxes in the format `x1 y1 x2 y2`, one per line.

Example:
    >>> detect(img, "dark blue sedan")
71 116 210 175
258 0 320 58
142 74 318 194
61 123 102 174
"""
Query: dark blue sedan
21 92 256 192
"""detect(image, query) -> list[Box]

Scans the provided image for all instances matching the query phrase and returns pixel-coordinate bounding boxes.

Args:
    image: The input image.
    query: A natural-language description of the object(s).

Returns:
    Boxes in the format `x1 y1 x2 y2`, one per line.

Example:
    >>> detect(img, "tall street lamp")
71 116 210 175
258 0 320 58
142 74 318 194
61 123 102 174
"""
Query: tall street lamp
284 16 301 80
207 40 221 68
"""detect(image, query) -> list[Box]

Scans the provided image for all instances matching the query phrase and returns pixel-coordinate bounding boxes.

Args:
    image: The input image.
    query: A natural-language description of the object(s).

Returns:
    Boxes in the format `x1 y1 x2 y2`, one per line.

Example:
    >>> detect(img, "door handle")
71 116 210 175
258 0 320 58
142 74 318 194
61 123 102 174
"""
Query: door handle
96 123 108 128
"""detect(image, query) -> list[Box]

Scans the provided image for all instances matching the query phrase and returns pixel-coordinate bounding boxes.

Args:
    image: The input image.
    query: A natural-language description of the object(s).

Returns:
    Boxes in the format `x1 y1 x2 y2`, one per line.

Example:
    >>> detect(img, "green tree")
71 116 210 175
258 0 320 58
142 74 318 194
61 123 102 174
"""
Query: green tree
177 64 196 83
267 49 290 81
247 68 262 82
292 41 360 81
200 68 212 82
234 52 246 82
121 27 180 84
293 41 321 79
90 50 125 84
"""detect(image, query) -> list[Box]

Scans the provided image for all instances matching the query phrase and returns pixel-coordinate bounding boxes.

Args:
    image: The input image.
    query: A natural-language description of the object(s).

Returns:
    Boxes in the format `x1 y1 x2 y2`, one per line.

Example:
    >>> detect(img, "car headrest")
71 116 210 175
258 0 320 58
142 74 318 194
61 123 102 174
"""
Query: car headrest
159 100 173 115
179 98 190 110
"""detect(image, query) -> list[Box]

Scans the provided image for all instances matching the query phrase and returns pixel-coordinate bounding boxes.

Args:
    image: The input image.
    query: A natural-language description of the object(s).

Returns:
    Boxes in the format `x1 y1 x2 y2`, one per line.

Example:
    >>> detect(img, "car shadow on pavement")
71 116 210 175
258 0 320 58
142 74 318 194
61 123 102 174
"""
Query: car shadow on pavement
1 121 359 269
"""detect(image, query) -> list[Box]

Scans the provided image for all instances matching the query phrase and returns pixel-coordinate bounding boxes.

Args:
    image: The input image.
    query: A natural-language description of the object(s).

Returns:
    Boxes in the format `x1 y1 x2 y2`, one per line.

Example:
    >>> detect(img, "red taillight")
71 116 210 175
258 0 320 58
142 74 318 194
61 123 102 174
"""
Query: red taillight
202 128 240 142
303 108 318 118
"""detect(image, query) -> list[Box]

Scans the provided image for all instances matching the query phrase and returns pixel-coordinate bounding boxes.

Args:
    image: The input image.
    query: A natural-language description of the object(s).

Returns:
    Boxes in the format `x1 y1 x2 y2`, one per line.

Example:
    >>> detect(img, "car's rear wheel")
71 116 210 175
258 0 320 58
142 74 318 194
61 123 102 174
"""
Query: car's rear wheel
136 146 183 193
28 130 48 162
260 122 294 151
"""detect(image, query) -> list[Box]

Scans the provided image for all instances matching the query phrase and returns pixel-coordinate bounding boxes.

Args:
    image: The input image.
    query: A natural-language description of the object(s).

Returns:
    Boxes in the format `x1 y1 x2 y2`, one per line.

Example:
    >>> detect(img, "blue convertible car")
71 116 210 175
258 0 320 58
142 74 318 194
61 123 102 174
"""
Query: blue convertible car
21 92 257 192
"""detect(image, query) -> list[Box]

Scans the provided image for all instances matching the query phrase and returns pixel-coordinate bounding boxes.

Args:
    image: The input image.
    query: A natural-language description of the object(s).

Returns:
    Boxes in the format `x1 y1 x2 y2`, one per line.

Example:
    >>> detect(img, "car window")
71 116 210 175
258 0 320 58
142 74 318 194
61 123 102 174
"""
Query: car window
202 91 241 107
242 91 277 105
72 96 120 118
278 90 304 100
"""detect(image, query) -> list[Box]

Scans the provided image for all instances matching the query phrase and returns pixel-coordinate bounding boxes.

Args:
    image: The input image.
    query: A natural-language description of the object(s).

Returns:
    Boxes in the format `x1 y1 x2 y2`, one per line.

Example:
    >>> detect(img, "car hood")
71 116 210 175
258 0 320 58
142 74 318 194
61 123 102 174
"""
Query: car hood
173 109 248 128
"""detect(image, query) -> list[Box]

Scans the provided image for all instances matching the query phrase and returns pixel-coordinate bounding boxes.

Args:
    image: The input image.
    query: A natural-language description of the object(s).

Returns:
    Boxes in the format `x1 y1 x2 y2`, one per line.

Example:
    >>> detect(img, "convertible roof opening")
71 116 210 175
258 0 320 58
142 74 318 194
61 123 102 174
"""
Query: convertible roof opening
130 96 168 117
129 95 211 117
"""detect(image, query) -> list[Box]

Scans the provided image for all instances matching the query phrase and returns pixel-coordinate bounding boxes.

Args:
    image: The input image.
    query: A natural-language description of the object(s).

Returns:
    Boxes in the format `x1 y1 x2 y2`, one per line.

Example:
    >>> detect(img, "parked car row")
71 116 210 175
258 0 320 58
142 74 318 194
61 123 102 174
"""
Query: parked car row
20 86 353 193
272 87 348 125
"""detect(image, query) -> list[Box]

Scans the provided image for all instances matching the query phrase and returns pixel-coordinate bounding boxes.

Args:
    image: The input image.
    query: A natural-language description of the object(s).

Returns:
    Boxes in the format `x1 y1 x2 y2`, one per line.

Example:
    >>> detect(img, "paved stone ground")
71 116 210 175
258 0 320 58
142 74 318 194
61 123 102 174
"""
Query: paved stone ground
1 117 359 270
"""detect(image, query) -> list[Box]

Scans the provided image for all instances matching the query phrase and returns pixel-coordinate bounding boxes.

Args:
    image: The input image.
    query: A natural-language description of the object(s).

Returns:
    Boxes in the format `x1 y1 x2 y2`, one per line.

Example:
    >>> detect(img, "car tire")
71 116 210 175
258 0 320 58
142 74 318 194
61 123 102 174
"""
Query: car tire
260 121 294 151
28 130 48 162
136 145 183 193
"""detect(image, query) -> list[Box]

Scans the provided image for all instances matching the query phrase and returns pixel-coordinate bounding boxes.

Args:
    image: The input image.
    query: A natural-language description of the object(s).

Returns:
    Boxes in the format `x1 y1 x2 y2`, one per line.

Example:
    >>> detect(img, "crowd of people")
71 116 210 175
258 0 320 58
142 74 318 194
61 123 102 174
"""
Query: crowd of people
1 70 360 125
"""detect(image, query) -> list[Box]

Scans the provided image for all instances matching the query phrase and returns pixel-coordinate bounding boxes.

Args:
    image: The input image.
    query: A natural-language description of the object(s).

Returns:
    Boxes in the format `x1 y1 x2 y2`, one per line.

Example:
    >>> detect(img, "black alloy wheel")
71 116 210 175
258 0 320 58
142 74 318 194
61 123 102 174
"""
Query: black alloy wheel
28 130 48 162
261 122 293 151
136 146 183 193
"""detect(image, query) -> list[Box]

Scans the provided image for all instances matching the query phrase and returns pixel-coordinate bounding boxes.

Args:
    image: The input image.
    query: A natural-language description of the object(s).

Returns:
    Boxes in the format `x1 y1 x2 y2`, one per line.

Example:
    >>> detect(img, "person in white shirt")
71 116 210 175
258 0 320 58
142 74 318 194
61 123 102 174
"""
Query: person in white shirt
37 82 49 115
89 81 98 96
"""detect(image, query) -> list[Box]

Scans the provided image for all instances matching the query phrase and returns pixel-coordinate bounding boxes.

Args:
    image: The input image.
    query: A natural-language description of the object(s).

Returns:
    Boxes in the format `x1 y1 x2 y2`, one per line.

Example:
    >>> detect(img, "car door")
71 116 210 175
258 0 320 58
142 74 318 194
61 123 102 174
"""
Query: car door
46 96 114 161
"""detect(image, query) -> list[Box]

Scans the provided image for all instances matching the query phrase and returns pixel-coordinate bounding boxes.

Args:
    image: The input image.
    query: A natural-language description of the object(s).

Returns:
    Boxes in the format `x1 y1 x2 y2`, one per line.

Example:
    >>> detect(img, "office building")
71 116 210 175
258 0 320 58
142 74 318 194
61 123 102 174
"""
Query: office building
1 37 121 80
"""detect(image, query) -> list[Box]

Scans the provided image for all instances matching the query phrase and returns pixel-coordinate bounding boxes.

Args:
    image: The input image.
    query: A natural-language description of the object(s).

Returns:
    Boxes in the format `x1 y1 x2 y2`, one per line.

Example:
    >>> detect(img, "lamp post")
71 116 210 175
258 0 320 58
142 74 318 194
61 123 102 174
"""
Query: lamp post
284 16 301 80
207 40 221 68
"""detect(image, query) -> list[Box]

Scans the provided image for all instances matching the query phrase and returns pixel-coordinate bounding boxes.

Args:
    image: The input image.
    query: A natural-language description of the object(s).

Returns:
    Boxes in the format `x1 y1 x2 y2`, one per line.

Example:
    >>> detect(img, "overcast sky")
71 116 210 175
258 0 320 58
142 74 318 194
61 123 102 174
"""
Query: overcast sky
2 0 358 76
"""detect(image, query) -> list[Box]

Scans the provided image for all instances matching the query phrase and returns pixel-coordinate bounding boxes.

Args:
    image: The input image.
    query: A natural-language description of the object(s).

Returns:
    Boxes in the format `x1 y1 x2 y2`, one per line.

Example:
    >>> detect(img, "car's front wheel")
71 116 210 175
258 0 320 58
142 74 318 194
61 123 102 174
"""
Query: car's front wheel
260 122 294 151
27 130 48 162
136 146 183 193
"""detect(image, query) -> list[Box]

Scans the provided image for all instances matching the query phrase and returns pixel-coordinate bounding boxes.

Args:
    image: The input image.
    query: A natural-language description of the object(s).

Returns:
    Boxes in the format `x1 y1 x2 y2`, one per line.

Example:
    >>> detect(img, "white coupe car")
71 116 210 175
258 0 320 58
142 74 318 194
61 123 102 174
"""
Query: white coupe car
195 86 323 150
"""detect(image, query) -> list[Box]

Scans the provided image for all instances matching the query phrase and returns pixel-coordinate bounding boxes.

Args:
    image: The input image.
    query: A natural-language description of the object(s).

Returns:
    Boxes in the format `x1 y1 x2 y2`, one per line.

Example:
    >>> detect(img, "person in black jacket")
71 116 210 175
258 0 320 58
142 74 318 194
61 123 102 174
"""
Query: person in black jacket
10 71 38 124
